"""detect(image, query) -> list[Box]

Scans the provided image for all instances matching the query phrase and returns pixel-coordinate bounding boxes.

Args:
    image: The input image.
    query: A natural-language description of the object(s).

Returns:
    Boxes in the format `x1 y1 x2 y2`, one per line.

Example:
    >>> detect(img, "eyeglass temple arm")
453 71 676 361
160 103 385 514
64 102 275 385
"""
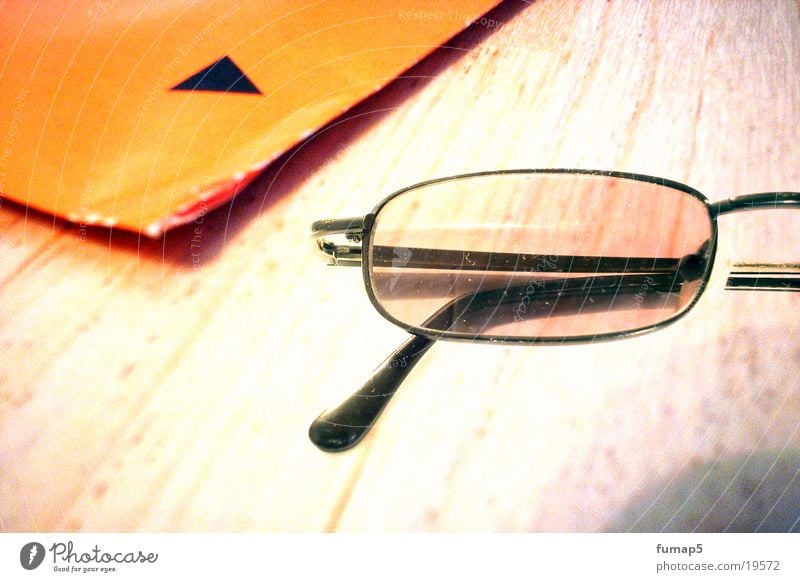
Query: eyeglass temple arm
308 271 690 452
370 246 703 276
314 191 800 287
312 216 707 276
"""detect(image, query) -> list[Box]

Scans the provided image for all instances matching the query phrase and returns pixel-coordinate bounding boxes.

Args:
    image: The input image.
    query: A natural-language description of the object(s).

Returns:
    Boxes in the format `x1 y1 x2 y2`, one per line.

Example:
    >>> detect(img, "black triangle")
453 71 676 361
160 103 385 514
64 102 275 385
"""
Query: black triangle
171 55 261 94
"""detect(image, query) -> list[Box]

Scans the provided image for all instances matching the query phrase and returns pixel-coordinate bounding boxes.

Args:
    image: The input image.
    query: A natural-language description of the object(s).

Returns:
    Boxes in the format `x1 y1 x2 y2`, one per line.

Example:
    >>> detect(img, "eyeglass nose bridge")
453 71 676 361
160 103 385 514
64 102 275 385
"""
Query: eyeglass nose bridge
711 191 800 291
711 191 800 216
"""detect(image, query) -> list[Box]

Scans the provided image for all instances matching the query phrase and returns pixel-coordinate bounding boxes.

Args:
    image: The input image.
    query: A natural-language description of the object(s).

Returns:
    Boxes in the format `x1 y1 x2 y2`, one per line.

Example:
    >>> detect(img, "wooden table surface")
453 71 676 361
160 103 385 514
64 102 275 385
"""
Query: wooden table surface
2 0 799 532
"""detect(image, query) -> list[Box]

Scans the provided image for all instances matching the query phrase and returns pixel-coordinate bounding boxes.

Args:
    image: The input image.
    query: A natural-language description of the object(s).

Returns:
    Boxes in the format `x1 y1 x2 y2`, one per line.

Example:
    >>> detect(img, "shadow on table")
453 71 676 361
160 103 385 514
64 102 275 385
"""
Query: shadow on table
606 449 800 532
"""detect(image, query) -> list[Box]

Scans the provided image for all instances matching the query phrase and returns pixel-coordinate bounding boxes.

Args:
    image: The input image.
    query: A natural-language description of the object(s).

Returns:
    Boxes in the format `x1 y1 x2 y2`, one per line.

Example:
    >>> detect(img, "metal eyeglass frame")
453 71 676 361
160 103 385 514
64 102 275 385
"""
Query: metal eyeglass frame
308 169 800 452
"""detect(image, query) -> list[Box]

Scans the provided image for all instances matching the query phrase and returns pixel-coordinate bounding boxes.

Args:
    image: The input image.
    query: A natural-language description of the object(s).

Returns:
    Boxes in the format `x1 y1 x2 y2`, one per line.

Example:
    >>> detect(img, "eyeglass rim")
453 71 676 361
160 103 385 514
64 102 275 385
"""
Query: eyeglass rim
360 168 719 345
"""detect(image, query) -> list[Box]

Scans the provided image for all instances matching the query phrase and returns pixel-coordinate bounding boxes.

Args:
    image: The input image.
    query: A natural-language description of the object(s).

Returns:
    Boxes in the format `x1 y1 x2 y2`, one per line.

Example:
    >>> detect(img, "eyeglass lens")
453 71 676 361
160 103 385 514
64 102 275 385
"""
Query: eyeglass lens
368 173 714 339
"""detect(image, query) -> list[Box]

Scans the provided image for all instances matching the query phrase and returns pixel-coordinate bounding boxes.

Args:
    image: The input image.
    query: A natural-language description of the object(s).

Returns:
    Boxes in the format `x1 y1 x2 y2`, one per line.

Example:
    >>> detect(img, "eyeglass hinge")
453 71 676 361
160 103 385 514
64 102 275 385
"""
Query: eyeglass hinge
316 239 362 266
312 216 366 266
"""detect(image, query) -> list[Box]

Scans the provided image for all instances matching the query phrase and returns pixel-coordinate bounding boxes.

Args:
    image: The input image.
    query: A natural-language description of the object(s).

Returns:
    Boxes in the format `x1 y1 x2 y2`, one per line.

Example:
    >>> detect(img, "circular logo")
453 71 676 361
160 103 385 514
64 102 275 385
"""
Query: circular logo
20 542 46 570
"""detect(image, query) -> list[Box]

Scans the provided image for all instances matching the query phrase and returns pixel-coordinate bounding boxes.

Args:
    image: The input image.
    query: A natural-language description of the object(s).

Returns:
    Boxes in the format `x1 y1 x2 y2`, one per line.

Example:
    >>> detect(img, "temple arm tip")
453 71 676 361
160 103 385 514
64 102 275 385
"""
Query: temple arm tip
308 413 369 452
308 334 434 453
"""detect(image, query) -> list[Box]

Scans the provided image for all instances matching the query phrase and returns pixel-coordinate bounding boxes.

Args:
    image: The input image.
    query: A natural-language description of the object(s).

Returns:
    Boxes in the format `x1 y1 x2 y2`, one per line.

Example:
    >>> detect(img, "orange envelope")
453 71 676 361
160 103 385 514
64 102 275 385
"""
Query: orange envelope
0 1 500 236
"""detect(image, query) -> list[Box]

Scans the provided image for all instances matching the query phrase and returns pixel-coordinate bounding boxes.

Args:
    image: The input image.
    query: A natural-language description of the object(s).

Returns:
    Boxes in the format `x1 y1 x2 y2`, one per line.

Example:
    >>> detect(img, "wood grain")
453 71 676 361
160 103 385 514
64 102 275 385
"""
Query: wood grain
1 0 799 532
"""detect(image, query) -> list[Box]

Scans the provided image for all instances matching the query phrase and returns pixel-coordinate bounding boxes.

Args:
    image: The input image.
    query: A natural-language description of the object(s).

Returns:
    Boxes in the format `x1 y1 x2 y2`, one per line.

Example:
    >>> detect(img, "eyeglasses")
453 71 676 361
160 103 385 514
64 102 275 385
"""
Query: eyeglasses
308 169 800 452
